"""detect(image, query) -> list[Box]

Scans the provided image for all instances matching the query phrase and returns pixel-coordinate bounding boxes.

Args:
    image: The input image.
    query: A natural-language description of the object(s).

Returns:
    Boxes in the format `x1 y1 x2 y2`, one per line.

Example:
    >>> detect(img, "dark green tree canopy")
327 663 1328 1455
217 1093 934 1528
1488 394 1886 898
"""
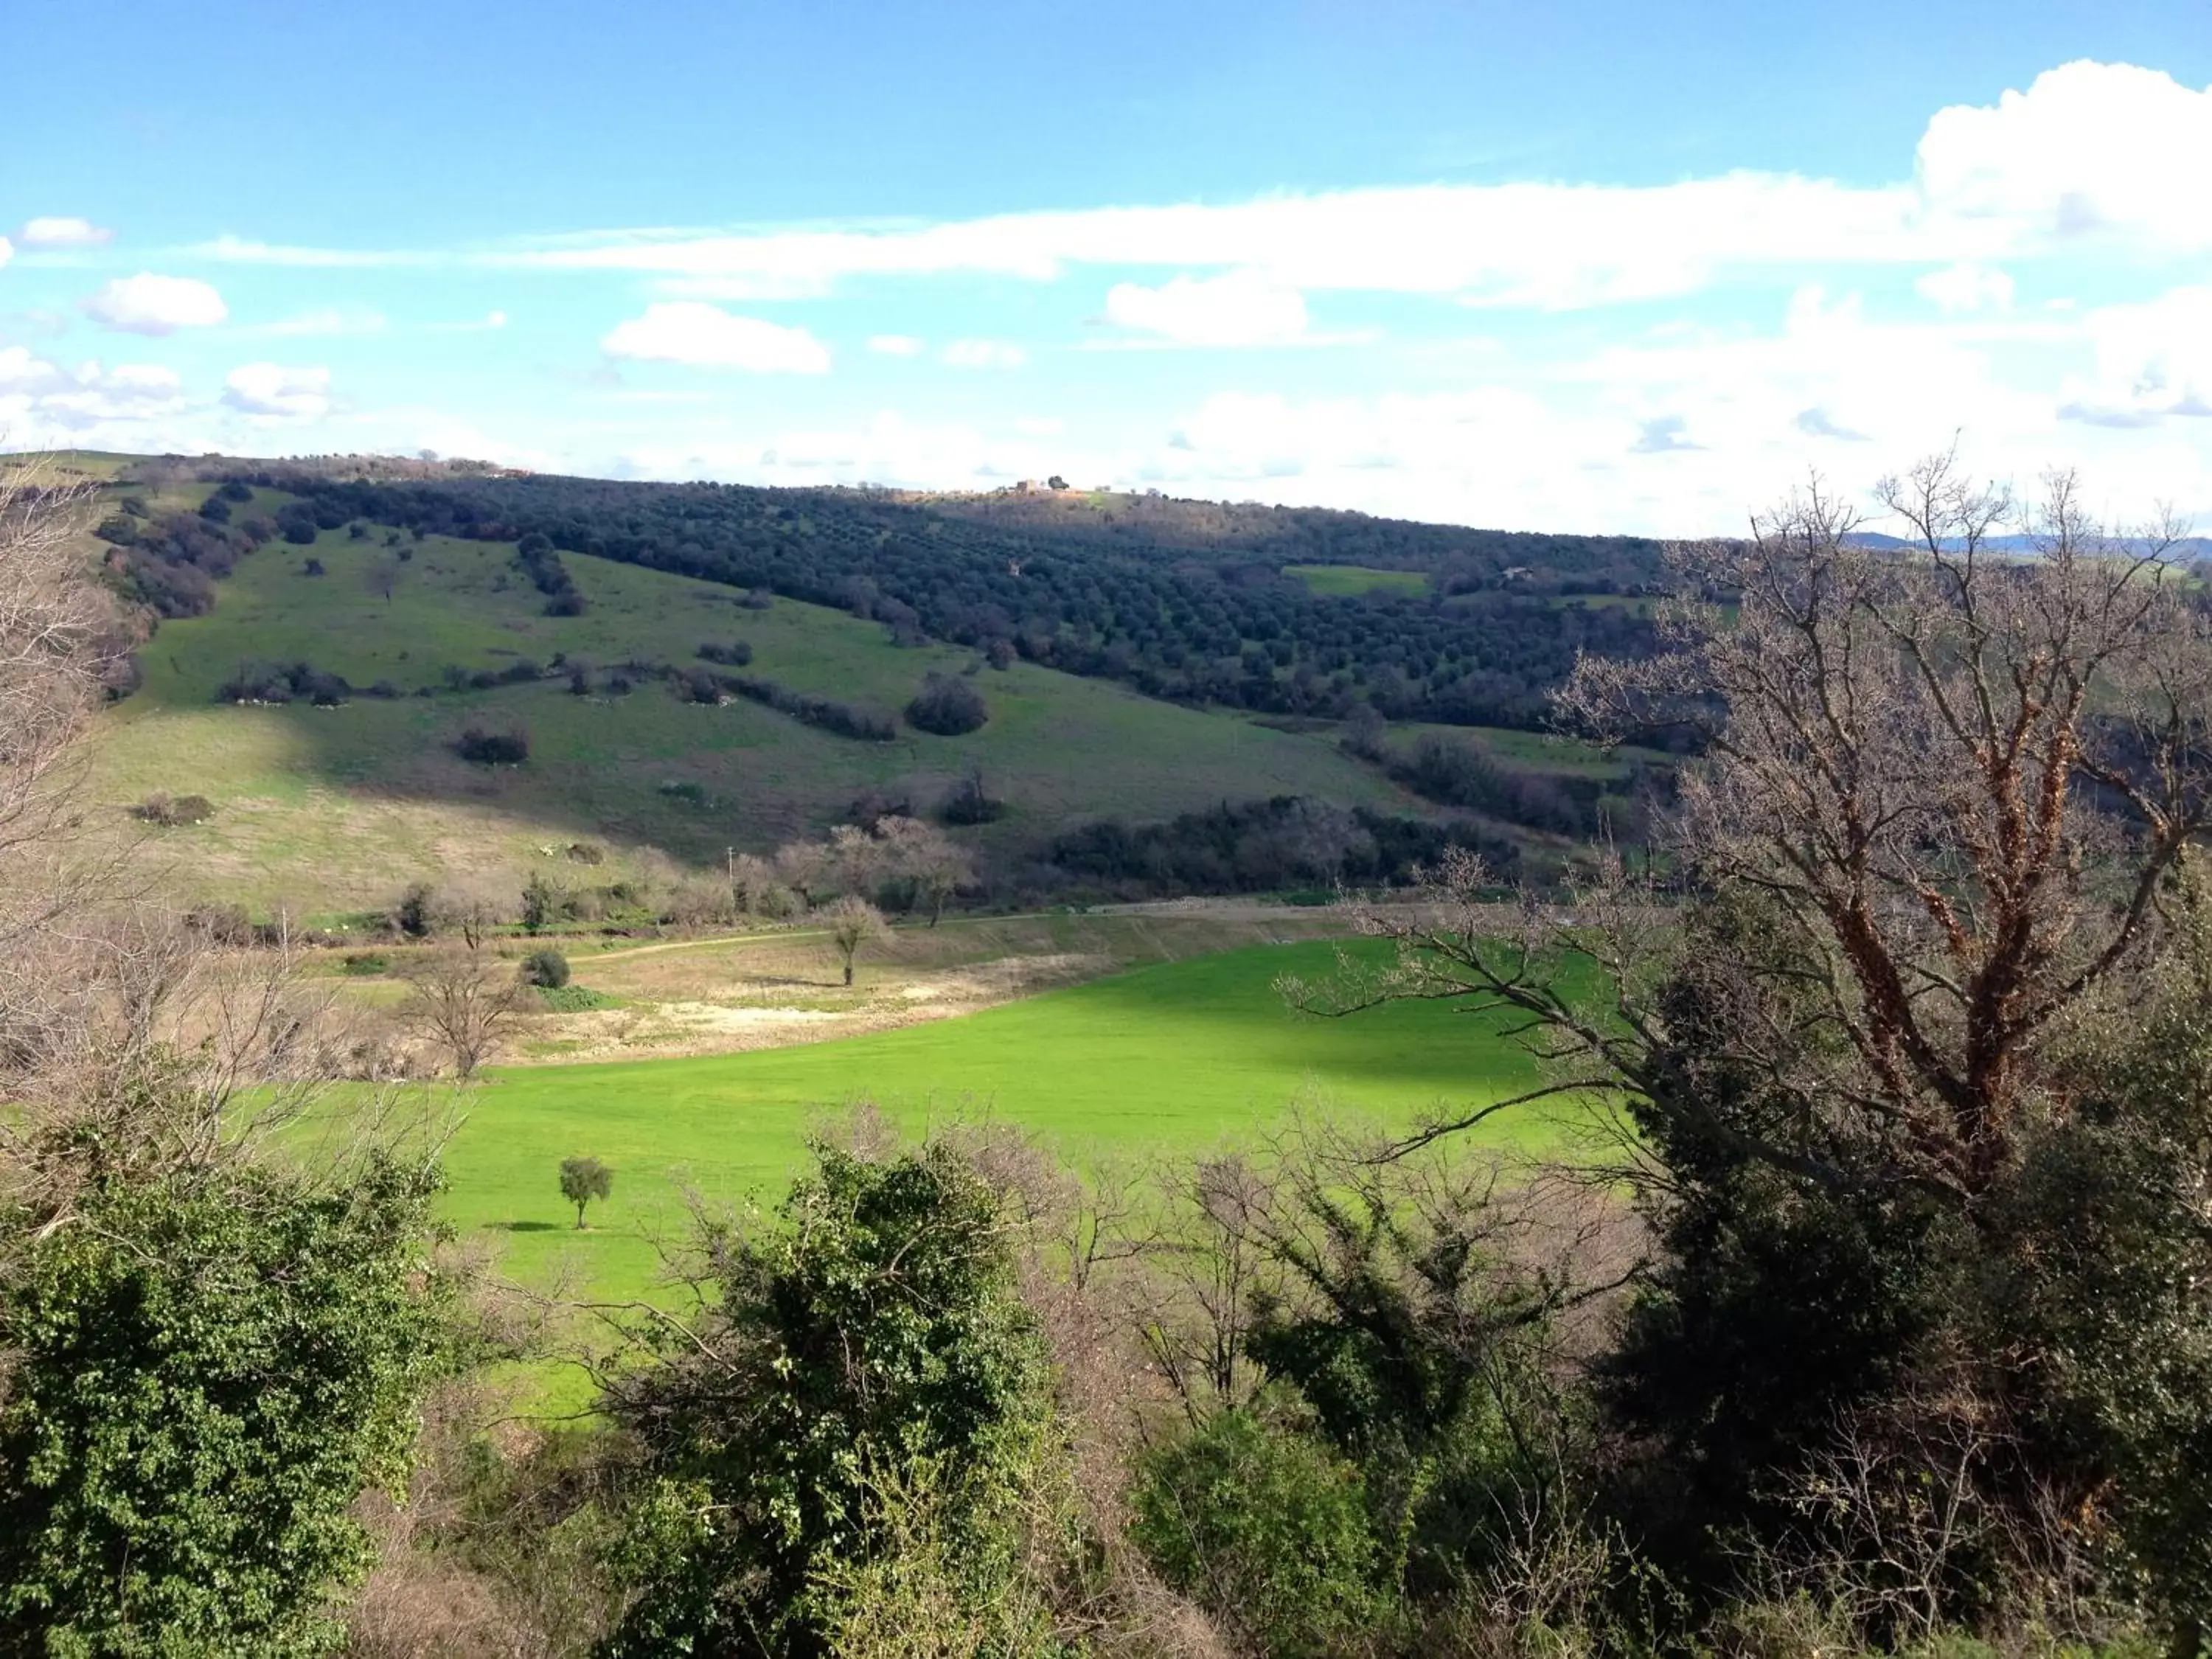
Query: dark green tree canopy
558 1155 613 1228
0 1155 453 1657
599 1141 1048 1656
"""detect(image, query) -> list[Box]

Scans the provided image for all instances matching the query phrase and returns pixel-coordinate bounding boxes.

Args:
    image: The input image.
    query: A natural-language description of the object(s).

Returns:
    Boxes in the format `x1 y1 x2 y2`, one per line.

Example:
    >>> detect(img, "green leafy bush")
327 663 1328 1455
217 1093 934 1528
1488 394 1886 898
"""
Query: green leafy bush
0 1155 452 1654
1130 1407 1385 1658
521 947 570 989
905 672 989 737
535 983 617 1012
599 1142 1051 1655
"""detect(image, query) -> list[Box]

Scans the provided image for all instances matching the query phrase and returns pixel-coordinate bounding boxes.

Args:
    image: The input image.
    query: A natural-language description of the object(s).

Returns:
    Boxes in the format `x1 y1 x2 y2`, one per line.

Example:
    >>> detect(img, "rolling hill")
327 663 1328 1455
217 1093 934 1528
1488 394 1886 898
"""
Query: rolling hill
24 451 1665 917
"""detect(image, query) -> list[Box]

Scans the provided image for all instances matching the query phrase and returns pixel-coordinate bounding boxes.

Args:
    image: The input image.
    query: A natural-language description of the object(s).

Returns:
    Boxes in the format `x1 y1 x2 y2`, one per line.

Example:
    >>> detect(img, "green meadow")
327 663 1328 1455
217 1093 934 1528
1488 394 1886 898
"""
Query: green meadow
440 939 1565 1312
1284 563 1431 597
94 512 1416 912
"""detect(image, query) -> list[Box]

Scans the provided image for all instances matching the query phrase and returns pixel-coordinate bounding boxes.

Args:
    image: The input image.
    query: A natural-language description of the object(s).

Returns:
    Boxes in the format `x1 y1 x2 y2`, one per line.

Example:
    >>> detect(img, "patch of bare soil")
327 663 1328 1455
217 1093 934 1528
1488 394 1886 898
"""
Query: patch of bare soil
512 950 1113 1064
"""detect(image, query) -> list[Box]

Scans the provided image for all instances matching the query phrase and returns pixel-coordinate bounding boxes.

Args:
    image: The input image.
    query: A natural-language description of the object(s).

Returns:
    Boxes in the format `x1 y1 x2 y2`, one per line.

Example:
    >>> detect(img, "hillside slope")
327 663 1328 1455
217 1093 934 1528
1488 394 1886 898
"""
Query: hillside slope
91 495 1421 914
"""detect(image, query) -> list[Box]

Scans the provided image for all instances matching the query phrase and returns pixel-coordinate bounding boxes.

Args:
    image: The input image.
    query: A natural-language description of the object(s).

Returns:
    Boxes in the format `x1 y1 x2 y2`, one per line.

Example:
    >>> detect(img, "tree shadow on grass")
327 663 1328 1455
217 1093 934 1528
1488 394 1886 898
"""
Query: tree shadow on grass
498 1220 563 1233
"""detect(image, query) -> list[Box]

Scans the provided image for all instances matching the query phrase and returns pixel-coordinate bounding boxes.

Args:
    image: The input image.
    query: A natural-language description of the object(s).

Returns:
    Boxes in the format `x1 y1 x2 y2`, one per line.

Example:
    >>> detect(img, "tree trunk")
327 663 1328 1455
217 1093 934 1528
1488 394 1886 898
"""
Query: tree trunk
843 961 854 986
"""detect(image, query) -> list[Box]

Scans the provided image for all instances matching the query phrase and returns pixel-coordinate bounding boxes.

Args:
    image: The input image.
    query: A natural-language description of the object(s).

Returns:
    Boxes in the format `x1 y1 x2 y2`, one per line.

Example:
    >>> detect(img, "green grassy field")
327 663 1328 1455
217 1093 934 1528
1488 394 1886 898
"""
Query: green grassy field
1284 563 1431 597
439 938 1566 1313
93 508 1419 911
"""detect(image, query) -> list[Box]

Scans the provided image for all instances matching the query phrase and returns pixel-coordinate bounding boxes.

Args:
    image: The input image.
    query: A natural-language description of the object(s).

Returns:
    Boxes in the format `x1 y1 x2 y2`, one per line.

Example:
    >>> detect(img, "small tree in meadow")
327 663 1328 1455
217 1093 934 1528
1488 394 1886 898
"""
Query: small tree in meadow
520 870 561 935
559 1157 613 1229
825 895 888 987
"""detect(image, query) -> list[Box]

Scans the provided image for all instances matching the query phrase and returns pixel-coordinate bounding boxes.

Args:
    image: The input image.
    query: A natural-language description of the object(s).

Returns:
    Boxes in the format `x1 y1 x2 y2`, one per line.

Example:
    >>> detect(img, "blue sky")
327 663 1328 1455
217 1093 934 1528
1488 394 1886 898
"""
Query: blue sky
3 0 2208 533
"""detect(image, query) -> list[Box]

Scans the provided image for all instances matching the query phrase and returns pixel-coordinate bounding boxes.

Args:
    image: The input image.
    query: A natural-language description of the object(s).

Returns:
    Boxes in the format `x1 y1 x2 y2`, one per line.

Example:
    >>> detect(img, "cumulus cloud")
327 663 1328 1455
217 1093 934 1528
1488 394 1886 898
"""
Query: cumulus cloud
2056 285 2212 426
20 216 114 248
1915 60 2212 252
222 363 334 420
0 347 66 394
600 302 830 372
868 334 925 356
1102 270 1310 346
1916 262 2016 313
80 273 228 335
940 338 1026 369
0 350 188 432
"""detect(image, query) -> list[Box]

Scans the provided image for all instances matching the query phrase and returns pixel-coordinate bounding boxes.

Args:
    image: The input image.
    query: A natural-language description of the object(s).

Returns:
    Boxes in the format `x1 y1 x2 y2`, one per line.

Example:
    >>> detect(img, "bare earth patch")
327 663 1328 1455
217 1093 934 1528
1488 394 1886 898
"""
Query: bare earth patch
514 950 1113 1062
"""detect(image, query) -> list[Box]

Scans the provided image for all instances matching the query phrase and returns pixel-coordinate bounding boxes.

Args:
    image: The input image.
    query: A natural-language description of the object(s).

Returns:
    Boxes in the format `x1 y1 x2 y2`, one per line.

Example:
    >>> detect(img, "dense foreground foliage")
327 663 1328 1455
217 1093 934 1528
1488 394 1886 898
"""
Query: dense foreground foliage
10 454 2212 1658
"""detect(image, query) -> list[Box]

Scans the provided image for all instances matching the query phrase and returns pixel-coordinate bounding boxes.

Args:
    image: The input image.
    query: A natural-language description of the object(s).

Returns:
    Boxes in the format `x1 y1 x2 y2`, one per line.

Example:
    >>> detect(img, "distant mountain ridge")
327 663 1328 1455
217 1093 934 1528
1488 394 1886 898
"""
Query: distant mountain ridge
1846 530 2212 557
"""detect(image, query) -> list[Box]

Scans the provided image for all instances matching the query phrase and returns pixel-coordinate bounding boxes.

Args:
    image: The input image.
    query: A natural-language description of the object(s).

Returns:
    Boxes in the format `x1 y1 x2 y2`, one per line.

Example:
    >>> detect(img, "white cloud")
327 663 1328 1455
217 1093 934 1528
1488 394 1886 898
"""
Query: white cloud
1916 262 2016 314
0 352 187 431
1631 415 1705 453
2057 285 2212 425
940 338 1026 369
869 333 925 356
508 177 1917 311
1915 60 2212 252
20 216 114 248
1102 270 1310 346
80 273 228 335
0 347 66 394
222 363 334 420
157 62 2212 318
253 307 388 338
600 302 830 372
488 64 2212 313
425 309 510 333
1796 407 1871 442
190 235 424 268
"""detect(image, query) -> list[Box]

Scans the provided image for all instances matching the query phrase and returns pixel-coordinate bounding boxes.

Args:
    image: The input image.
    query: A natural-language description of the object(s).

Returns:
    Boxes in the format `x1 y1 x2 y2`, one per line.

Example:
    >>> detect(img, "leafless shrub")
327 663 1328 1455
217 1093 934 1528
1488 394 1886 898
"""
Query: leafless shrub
399 942 526 1078
825 894 888 986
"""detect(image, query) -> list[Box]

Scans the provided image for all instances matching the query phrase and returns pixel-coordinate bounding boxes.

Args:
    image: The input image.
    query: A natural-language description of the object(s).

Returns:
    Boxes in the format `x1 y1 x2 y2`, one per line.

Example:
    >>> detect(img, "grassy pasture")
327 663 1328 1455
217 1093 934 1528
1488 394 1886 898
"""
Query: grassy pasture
1284 563 1430 597
441 937 1570 1319
94 521 1418 912
1540 592 1657 616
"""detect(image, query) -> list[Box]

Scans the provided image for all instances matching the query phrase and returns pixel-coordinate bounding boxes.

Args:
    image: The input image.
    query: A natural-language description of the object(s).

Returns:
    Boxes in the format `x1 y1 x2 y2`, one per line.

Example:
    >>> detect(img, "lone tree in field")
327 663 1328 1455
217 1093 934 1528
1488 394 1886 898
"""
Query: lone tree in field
398 939 525 1078
905 672 989 737
559 1156 613 1228
825 895 888 987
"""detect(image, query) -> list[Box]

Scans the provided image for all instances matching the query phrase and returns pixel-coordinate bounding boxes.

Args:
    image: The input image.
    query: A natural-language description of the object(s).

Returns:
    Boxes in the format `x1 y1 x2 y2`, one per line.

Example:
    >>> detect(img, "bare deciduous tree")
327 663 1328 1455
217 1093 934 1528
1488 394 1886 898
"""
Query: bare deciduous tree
872 815 975 925
0 464 125 960
1303 453 2212 1208
825 895 888 987
400 943 525 1078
